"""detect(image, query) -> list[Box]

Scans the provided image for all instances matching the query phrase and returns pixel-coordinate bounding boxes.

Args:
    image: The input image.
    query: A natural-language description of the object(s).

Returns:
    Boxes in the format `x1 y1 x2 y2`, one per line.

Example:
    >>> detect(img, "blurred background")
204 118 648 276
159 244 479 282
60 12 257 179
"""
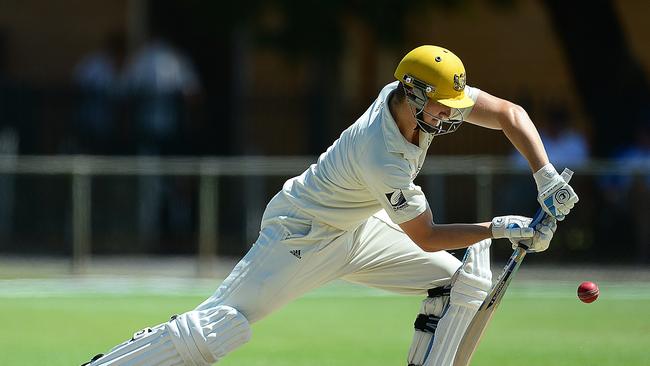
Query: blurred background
0 0 649 275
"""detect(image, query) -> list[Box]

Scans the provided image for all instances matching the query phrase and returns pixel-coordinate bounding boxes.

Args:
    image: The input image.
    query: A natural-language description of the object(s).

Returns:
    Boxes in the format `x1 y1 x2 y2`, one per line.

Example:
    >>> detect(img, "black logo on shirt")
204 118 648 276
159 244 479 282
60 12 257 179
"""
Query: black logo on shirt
386 190 408 211
290 250 302 259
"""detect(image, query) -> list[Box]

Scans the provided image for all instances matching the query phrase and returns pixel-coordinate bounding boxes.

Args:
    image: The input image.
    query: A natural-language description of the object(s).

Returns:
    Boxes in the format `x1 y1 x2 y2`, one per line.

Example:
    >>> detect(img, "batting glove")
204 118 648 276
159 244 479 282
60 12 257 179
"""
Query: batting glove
491 215 534 242
534 163 579 221
515 216 557 252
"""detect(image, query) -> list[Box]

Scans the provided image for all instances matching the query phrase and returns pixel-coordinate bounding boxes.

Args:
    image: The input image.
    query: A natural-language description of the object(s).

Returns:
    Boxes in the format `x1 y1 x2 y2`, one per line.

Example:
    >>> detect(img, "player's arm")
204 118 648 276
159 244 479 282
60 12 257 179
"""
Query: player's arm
465 90 548 172
398 207 539 253
465 89 579 220
398 207 491 252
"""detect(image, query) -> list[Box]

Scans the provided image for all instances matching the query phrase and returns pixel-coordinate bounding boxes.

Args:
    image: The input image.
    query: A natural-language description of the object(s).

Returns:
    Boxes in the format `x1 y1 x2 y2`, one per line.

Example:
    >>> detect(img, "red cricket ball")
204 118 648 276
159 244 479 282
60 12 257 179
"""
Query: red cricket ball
577 281 599 303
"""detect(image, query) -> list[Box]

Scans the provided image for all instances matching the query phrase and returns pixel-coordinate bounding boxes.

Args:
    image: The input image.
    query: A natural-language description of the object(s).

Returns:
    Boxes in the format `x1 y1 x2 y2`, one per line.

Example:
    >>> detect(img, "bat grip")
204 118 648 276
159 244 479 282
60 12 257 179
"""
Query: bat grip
518 168 573 250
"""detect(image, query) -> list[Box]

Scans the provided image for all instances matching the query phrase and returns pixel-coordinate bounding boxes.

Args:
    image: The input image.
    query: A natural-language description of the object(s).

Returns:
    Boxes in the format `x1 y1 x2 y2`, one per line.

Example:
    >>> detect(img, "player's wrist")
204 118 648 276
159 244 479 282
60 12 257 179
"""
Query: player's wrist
490 215 534 240
489 217 500 238
533 163 560 192
488 217 499 239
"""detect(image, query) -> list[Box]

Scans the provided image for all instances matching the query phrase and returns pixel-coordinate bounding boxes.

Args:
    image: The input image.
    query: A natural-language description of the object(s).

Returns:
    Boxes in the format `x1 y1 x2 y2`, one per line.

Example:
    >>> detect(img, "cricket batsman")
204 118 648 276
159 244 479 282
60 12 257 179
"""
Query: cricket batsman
82 45 578 366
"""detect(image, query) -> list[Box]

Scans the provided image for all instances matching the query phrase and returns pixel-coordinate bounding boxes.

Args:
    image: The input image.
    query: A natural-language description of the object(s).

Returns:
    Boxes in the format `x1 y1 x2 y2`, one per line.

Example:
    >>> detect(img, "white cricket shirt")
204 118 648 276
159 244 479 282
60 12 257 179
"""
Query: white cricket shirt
281 81 479 231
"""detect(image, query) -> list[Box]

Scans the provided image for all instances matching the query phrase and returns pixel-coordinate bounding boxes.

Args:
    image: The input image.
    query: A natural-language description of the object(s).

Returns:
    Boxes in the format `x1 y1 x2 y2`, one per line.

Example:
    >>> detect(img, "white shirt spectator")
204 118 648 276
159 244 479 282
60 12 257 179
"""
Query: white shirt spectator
124 40 200 96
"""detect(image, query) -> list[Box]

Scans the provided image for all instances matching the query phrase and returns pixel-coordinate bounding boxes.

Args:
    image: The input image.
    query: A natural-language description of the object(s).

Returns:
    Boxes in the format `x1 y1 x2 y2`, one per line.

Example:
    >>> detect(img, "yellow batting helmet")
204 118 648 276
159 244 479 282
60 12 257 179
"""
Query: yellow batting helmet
394 45 473 109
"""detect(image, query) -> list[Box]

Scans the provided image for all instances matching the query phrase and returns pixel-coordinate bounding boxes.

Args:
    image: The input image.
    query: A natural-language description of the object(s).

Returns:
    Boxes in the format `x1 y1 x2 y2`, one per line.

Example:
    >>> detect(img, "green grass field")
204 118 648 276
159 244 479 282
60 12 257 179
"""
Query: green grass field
1 280 649 366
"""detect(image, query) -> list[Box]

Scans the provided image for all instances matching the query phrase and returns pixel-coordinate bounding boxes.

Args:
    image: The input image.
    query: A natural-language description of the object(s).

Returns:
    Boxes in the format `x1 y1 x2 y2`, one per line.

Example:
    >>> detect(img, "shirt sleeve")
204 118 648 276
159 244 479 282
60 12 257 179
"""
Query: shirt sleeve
360 160 428 225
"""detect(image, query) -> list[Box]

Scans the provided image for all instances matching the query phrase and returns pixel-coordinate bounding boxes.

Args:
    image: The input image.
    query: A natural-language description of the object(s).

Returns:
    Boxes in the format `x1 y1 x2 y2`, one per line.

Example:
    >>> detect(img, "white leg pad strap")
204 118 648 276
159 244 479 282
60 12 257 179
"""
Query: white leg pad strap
407 239 492 366
90 305 251 366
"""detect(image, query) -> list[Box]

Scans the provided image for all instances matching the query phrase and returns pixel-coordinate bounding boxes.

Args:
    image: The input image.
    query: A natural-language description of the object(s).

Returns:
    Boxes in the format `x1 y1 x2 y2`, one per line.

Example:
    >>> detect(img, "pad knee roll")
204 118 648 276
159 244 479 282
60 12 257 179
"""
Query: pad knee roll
167 305 251 365
88 305 251 366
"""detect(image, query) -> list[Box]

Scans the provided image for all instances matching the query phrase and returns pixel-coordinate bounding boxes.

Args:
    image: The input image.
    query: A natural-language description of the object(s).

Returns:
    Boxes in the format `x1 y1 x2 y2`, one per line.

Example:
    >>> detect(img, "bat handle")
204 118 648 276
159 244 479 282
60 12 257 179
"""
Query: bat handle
518 168 573 250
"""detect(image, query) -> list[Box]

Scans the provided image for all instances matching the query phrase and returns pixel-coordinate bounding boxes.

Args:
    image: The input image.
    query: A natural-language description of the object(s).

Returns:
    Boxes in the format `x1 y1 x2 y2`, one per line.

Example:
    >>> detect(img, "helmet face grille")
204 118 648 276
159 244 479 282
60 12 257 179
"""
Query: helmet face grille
415 116 464 136
402 83 464 136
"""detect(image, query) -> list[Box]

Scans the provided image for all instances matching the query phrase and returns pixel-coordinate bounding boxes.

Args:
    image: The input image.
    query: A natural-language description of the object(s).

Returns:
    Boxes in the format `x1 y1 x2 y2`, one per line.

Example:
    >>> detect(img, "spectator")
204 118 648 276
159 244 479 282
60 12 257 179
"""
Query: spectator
123 35 202 249
123 35 201 155
73 32 127 154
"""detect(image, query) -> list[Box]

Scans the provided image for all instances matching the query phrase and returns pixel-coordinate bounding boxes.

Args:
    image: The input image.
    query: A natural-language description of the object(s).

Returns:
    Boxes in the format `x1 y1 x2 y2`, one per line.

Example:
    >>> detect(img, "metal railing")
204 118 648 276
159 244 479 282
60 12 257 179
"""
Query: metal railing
0 155 648 274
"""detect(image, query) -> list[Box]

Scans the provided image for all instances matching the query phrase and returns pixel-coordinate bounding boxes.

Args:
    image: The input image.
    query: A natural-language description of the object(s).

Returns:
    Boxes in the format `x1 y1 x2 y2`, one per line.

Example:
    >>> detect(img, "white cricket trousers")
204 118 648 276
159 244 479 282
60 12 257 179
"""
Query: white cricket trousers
195 192 461 323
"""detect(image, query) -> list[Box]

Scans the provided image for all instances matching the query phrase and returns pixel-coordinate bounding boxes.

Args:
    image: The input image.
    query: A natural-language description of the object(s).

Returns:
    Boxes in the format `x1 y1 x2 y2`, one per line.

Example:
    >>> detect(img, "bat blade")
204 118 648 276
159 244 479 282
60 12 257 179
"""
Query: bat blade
453 168 573 366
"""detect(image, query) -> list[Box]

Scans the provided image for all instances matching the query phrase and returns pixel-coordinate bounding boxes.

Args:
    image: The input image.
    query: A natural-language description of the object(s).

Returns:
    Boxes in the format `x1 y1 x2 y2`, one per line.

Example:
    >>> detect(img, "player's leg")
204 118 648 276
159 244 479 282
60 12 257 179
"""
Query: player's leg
82 305 251 366
83 195 351 365
193 200 352 323
406 286 450 366
342 213 461 294
419 239 491 366
342 213 491 366
81 233 287 366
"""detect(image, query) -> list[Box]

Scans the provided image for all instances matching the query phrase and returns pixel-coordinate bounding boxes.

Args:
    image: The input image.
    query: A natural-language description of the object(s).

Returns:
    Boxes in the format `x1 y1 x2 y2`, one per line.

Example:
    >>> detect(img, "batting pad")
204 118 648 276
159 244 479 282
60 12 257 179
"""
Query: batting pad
88 305 251 366
407 286 450 366
408 239 492 366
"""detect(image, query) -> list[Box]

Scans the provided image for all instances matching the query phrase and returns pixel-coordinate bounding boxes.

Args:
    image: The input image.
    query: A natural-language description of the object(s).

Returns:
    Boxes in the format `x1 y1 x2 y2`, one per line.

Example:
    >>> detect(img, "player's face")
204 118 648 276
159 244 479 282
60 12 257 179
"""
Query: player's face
422 100 452 125
409 98 464 136
404 92 464 136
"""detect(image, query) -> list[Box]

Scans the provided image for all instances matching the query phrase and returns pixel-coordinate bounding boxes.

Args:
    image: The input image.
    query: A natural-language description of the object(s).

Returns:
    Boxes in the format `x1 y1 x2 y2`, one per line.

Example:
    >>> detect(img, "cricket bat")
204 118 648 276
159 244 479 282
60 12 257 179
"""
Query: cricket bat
452 168 574 366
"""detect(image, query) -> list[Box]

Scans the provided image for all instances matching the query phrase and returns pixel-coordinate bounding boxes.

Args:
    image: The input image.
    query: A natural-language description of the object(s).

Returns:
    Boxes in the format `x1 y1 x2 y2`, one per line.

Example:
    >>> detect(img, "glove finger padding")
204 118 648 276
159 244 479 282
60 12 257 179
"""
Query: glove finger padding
534 164 579 220
557 199 577 217
491 216 534 240
516 216 557 252
514 238 532 249
537 216 557 234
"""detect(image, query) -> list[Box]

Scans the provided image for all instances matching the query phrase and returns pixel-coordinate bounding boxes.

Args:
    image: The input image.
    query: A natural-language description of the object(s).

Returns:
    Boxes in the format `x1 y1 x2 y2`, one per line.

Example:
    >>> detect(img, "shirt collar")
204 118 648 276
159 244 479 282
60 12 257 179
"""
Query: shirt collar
381 99 424 160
